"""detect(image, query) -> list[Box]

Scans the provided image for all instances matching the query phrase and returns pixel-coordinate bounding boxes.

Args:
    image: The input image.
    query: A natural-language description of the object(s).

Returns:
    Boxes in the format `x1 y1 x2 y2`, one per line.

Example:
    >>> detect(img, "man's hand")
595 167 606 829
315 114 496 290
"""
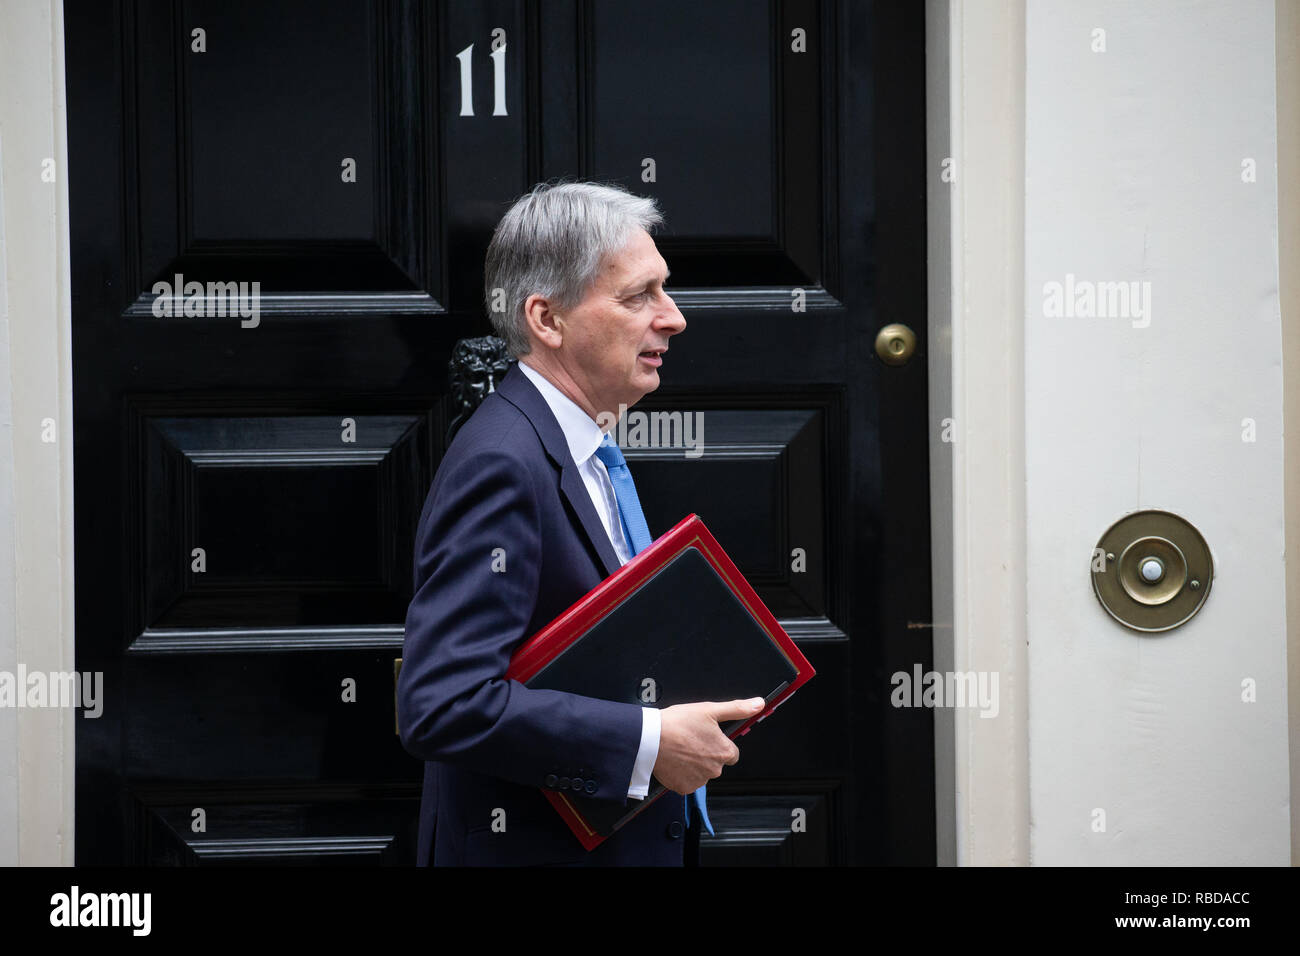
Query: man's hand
652 697 765 795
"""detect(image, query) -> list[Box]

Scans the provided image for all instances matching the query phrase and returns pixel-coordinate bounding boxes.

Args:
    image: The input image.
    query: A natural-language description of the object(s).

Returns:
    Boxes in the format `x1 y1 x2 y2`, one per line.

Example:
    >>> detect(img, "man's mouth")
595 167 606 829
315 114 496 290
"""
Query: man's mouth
638 348 666 367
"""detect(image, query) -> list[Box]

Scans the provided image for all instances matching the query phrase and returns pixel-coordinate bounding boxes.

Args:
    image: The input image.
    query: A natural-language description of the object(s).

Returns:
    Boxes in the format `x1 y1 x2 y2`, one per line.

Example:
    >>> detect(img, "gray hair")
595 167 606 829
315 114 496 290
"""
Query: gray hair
483 180 664 357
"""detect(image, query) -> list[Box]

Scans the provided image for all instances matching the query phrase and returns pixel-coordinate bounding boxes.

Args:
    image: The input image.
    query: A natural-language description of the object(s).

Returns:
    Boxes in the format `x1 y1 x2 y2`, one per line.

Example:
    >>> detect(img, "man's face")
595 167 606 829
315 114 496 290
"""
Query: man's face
552 228 686 418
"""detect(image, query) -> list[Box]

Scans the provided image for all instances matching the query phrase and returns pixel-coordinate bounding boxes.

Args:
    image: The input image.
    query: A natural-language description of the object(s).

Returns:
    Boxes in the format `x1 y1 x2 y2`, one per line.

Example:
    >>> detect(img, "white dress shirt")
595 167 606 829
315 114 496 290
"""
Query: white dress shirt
517 360 661 799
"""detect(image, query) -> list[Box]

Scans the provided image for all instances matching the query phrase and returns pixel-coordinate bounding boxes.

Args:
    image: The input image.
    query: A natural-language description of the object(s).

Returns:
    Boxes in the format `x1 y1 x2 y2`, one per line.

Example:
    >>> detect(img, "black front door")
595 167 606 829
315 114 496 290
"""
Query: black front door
67 0 930 865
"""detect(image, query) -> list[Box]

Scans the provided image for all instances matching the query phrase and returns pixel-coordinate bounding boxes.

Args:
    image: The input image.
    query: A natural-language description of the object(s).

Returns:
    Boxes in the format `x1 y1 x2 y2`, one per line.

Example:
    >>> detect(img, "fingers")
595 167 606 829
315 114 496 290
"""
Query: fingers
722 741 740 766
656 699 756 790
707 697 765 722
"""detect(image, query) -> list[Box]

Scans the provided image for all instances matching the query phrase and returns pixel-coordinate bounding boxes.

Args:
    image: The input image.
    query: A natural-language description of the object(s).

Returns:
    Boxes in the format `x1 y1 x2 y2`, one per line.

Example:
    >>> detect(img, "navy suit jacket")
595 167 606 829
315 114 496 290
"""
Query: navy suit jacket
398 361 686 865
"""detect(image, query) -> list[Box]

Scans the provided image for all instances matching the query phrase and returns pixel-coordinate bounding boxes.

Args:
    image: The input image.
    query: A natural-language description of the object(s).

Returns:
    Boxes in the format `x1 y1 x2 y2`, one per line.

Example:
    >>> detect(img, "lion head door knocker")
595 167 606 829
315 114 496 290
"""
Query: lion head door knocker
447 335 514 444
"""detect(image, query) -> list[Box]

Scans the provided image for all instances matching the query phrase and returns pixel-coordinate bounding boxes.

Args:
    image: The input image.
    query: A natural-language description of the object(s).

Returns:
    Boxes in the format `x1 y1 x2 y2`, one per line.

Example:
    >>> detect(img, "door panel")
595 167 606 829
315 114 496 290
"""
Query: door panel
67 0 930 865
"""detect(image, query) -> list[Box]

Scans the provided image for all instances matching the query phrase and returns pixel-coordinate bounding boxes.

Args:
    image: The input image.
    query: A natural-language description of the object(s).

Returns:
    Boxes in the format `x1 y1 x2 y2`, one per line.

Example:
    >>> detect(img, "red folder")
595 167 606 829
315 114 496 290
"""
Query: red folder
505 513 816 849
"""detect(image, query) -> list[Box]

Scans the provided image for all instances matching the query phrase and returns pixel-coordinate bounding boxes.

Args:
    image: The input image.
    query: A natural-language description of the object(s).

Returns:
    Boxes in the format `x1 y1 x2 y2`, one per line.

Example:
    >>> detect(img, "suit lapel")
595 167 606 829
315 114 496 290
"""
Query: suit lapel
496 363 622 578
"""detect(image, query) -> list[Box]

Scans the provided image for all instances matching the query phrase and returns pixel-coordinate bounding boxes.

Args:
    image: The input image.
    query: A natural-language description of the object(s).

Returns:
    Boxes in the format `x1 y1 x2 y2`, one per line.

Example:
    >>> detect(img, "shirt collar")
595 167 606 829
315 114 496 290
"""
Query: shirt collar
517 360 606 467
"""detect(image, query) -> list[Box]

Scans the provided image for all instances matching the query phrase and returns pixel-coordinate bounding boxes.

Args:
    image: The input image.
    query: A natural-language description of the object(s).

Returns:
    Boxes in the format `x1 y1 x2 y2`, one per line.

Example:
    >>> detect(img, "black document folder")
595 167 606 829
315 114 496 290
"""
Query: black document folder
506 514 815 848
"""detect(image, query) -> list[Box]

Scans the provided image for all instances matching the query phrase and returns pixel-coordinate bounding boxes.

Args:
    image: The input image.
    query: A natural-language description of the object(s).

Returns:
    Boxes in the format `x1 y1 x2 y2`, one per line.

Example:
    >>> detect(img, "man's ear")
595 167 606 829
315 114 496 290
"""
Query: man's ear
522 293 563 350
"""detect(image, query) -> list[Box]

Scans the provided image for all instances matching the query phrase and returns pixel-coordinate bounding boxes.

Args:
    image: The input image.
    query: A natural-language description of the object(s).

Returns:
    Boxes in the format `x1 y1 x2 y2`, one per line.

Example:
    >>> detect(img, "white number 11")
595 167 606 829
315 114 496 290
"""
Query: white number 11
456 43 508 117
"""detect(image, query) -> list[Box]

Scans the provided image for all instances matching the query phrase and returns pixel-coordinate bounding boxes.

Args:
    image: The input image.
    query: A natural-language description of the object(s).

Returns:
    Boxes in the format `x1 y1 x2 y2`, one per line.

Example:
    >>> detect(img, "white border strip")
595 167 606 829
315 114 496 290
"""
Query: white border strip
0 0 77 866
929 0 1030 865
1278 0 1300 866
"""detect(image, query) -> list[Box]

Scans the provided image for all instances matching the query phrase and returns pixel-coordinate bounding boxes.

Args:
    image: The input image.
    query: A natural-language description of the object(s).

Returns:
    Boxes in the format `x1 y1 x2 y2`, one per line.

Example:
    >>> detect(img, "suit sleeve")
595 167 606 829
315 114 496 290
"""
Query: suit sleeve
397 439 644 803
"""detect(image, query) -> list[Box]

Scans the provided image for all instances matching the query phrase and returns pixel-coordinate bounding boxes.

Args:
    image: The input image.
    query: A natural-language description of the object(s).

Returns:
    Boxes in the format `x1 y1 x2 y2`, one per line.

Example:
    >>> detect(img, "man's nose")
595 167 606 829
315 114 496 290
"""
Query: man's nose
660 294 687 334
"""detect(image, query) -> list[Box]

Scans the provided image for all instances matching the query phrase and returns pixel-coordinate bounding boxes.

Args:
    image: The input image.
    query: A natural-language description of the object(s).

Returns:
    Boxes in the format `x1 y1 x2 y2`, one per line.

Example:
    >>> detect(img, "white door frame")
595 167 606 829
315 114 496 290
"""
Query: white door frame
925 0 1030 866
0 0 78 866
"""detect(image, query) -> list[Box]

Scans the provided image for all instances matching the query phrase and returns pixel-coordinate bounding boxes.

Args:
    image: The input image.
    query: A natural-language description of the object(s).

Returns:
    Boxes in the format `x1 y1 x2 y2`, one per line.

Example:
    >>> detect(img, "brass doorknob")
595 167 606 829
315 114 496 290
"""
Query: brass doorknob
875 323 917 366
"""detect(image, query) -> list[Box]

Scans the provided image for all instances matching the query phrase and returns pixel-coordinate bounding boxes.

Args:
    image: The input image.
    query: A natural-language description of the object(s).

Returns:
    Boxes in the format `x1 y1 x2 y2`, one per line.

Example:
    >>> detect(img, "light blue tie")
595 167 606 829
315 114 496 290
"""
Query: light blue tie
594 433 713 837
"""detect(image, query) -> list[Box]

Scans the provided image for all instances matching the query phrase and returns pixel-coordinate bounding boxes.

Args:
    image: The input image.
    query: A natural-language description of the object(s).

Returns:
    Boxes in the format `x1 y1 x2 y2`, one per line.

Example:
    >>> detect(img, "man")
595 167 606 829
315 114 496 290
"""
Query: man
398 181 763 866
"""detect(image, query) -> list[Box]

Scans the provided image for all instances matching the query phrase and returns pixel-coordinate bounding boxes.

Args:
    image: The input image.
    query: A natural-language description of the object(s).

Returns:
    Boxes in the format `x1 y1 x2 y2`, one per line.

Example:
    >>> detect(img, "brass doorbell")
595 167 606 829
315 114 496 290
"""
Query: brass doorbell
1091 510 1213 632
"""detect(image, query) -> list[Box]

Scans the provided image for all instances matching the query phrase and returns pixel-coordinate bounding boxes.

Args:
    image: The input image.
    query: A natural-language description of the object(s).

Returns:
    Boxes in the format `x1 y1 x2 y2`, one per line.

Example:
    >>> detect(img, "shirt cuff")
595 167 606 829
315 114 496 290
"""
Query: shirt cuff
627 707 661 799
